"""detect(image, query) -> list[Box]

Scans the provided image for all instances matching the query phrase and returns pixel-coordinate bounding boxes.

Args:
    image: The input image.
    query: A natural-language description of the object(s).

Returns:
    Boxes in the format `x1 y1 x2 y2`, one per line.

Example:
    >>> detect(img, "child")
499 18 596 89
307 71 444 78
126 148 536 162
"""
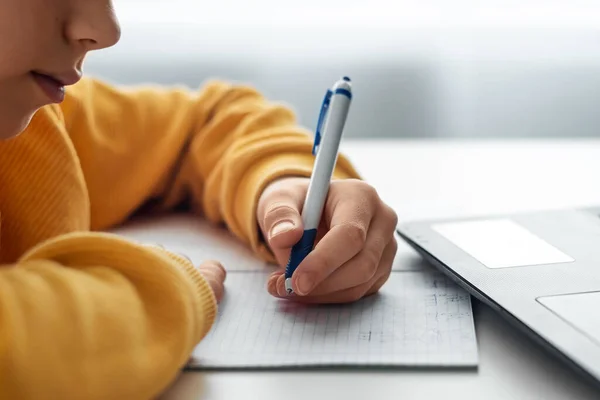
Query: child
0 0 398 399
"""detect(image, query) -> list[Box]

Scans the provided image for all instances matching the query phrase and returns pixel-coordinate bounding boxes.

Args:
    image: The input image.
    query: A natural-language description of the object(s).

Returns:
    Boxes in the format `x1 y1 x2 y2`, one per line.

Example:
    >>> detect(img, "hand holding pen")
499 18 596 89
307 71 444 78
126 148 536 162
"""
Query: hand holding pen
256 77 399 304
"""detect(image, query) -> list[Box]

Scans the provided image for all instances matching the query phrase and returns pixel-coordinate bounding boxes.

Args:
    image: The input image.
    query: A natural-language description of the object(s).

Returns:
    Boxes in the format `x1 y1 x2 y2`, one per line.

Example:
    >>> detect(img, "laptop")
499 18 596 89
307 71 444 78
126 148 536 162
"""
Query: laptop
397 206 600 388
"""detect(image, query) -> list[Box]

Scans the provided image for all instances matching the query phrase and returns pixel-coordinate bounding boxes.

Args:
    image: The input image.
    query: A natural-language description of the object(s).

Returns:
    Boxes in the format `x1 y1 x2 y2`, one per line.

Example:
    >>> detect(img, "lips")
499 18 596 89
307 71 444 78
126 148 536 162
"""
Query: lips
31 72 66 103
31 70 81 104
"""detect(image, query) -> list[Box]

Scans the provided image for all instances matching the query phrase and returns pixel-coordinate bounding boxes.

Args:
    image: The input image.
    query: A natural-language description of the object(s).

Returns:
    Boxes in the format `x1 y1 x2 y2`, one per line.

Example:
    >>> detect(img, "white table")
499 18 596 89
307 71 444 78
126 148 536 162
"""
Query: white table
159 139 600 400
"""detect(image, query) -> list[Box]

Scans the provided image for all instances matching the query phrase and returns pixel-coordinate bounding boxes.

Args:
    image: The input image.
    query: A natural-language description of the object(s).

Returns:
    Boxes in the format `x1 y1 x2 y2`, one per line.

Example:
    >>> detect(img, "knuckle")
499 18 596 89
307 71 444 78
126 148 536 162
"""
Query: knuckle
264 202 297 221
354 180 378 198
343 223 367 248
363 183 379 200
387 206 399 227
336 179 378 200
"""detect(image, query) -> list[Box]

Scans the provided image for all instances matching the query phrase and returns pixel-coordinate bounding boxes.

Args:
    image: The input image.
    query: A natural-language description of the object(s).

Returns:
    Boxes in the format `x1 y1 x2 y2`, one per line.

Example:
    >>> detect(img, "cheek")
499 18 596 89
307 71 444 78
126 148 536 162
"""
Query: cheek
0 10 33 74
0 0 62 138
0 41 31 82
0 0 62 78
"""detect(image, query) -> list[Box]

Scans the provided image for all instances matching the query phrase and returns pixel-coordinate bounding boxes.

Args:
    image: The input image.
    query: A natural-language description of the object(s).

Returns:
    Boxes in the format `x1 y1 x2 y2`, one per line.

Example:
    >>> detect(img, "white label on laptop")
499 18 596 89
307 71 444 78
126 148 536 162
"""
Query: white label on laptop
431 218 574 269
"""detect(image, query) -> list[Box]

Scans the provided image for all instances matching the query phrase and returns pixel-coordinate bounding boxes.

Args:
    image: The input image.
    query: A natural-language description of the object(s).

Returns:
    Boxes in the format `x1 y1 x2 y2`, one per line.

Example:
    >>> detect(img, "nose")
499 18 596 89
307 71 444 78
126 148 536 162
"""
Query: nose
64 2 121 52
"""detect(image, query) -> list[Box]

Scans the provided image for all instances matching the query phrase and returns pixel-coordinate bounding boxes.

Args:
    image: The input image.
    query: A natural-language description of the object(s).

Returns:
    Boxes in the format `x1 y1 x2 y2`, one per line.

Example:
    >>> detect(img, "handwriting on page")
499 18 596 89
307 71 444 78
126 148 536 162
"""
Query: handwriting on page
189 271 478 368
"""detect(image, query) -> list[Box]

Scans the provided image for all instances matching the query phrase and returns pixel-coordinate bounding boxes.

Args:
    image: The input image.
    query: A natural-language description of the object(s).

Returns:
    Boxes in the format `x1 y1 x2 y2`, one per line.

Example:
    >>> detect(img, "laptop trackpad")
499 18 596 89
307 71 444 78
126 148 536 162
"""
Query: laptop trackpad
538 292 600 346
431 219 574 269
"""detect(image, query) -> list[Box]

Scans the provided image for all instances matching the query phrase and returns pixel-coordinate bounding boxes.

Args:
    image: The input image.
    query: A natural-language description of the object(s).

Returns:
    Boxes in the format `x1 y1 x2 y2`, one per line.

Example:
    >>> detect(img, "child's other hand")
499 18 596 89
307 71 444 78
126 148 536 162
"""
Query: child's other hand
257 177 398 303
144 245 226 303
197 261 226 303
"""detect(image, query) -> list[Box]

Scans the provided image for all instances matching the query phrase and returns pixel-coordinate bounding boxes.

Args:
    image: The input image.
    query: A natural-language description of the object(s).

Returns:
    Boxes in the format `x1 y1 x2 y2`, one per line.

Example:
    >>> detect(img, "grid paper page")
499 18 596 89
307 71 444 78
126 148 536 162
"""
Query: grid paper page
189 271 478 369
111 214 265 271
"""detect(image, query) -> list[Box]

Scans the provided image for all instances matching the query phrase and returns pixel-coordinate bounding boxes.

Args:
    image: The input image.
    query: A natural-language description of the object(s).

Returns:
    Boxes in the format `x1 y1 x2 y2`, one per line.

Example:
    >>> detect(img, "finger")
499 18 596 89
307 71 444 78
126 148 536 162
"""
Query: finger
270 273 302 299
283 275 373 304
283 240 397 304
198 260 227 302
197 260 227 281
276 274 287 297
300 213 395 296
201 275 225 302
321 180 390 234
290 192 377 295
267 271 280 297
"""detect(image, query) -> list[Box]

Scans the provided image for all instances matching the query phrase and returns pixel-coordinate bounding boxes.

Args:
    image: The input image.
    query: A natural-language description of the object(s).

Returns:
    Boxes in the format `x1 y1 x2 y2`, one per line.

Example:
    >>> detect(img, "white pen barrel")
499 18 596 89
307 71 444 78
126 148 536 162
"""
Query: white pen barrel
302 82 352 231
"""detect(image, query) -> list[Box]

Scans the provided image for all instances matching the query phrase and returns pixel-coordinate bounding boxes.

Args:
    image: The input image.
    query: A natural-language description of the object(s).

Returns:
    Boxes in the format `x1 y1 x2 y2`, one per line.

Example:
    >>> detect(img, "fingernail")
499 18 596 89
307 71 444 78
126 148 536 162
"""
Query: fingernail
276 275 287 297
296 272 315 295
269 220 295 239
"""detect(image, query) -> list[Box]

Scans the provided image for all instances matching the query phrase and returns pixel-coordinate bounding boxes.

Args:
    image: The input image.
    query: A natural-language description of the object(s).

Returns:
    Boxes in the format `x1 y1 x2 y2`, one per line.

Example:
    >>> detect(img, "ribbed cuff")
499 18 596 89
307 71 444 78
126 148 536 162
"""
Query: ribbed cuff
159 251 218 343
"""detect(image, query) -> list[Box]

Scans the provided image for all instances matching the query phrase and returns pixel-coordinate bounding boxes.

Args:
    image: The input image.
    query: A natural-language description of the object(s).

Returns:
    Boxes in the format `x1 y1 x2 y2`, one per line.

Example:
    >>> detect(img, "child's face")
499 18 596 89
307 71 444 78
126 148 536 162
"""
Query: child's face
0 0 121 139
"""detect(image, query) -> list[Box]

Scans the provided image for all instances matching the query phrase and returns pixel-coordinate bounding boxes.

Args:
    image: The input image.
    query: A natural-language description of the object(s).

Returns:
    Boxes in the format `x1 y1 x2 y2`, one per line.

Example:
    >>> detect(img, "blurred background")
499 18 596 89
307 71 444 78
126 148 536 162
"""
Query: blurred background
85 0 600 139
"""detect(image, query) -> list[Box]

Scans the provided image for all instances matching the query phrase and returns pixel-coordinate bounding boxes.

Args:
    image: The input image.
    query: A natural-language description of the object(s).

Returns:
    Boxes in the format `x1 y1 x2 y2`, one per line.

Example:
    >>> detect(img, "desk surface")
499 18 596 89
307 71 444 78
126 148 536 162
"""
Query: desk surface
160 139 600 400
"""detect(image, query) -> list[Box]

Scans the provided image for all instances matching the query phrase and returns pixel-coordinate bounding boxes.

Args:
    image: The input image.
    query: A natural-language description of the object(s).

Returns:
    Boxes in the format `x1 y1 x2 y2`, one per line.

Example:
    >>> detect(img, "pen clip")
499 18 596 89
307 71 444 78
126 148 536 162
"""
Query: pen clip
312 89 333 156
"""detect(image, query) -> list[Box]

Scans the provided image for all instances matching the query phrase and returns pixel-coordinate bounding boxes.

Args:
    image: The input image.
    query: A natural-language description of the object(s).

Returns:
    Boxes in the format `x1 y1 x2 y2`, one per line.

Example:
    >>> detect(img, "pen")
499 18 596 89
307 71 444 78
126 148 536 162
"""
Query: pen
284 76 353 294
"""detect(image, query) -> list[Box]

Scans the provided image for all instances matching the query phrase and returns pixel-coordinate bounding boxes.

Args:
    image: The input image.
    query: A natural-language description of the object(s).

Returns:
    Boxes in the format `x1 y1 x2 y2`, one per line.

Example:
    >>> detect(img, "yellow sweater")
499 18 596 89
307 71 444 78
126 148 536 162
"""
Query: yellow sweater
0 78 359 399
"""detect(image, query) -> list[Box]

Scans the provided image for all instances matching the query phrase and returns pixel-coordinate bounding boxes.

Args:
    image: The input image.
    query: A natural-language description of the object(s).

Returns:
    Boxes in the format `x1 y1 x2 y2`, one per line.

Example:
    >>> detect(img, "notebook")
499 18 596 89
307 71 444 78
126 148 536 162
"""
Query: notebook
113 214 479 369
188 270 478 369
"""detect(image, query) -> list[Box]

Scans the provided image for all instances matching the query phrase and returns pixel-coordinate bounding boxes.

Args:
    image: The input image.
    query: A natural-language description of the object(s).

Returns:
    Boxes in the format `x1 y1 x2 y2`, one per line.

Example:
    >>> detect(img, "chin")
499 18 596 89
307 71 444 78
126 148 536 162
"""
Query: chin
0 112 35 140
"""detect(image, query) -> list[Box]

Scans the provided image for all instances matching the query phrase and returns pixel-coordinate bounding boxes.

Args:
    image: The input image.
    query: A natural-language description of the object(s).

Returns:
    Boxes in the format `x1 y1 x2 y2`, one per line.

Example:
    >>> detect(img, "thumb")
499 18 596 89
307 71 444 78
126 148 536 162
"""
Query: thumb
261 198 304 252
264 205 304 250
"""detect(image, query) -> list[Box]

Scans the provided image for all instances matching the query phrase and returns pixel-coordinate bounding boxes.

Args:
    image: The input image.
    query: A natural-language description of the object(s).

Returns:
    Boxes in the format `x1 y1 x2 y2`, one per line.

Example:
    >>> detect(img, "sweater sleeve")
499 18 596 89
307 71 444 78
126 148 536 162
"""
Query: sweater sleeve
0 232 216 400
59 78 360 260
